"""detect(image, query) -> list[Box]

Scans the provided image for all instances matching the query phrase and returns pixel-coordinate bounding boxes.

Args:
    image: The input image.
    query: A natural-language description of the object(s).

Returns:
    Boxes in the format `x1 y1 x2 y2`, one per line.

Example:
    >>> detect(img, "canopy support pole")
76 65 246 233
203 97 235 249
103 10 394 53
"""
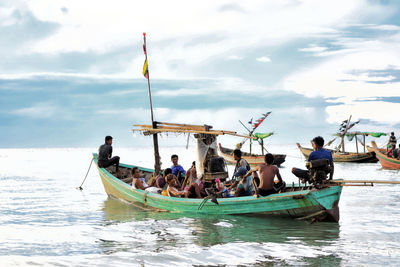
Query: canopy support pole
363 135 366 153
355 135 359 154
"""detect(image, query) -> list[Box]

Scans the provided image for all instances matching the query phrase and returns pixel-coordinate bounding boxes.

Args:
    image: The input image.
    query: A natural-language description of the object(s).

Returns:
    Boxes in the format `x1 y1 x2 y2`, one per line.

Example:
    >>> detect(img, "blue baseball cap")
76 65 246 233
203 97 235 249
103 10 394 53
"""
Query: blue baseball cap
233 166 248 177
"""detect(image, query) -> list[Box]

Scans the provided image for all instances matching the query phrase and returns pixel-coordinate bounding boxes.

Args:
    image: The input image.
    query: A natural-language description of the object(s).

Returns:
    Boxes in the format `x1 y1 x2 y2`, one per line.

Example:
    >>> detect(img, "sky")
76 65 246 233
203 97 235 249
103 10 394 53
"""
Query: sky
1 0 400 148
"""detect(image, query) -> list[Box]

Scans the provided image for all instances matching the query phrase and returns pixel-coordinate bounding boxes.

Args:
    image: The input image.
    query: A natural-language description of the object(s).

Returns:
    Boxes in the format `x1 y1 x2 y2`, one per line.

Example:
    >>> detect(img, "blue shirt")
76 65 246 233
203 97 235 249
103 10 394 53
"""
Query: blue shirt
171 165 186 177
238 175 254 196
308 148 333 163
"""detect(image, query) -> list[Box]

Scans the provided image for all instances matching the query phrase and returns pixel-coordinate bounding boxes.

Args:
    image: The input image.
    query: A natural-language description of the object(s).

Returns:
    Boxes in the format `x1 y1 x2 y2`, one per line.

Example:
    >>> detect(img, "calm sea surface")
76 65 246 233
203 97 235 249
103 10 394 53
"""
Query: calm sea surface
1 145 400 266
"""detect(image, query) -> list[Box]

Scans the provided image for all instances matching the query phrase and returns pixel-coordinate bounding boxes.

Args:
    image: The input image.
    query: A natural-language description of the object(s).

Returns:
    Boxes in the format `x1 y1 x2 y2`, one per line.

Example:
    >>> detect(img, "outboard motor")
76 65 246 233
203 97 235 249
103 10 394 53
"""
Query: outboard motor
204 156 229 181
306 159 331 185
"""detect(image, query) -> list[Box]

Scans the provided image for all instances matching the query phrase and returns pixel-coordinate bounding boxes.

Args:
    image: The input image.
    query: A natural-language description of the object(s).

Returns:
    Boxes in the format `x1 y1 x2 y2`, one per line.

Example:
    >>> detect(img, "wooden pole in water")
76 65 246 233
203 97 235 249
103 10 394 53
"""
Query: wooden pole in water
143 32 161 175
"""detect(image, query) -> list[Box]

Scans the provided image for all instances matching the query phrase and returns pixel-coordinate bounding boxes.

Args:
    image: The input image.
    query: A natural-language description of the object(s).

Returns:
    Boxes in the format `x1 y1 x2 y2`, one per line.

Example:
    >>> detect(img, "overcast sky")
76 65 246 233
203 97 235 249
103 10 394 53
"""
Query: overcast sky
1 0 400 147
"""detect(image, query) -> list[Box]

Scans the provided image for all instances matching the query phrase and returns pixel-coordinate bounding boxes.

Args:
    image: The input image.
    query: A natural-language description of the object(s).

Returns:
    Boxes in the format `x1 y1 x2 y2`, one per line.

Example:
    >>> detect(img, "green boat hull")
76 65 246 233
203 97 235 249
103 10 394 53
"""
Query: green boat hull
93 153 342 222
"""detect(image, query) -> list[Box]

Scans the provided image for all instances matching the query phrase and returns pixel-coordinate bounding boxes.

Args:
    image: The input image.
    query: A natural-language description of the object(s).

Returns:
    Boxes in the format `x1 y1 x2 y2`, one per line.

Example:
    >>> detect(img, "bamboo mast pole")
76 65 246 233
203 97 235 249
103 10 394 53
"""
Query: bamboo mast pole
143 32 161 175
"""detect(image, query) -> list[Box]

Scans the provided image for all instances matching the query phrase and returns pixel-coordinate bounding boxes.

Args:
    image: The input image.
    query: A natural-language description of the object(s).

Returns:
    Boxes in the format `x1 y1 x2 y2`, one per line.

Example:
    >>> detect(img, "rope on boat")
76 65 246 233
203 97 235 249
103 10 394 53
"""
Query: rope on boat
77 158 94 190
197 197 210 210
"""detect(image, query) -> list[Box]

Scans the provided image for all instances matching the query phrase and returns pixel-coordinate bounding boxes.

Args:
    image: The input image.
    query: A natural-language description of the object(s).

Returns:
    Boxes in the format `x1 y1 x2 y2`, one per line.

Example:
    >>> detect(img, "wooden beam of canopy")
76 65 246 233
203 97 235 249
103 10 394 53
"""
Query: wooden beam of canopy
331 180 400 185
133 122 212 131
132 127 257 139
133 124 218 132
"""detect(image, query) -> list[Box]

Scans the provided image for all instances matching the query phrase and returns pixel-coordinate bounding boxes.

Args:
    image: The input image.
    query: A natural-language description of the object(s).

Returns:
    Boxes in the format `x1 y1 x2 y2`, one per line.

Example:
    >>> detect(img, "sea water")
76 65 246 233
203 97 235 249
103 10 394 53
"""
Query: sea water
1 145 400 266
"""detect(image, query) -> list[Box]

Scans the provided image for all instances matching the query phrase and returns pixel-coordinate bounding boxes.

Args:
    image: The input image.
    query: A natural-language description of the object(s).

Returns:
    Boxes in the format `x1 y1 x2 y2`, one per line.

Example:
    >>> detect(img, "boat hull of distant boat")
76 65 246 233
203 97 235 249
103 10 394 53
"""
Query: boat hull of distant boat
218 144 286 167
367 142 400 169
93 153 342 222
297 143 378 163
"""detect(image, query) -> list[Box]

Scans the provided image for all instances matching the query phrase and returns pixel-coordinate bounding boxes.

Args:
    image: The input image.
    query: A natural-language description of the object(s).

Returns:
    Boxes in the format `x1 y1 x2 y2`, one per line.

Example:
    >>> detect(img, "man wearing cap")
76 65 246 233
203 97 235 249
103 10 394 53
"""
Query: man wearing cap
98 136 120 173
227 166 254 197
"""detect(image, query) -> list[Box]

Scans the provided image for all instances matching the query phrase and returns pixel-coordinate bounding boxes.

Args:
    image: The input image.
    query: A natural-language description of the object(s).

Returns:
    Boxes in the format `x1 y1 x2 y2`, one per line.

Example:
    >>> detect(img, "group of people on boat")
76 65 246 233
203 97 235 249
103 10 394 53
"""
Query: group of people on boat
98 135 335 199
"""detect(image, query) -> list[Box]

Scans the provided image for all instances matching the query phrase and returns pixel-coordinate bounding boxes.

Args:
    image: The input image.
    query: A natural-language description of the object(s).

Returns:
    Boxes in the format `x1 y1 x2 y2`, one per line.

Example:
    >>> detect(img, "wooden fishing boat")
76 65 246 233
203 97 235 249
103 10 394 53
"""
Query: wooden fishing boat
297 143 378 163
367 141 400 169
93 34 342 222
219 144 286 167
94 153 342 222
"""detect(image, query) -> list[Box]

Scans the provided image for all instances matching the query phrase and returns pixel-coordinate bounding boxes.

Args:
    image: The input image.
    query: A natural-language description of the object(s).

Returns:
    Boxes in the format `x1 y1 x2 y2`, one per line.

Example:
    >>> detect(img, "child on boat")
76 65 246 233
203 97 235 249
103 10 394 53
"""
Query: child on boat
149 168 172 189
166 174 202 198
227 166 254 197
181 161 206 197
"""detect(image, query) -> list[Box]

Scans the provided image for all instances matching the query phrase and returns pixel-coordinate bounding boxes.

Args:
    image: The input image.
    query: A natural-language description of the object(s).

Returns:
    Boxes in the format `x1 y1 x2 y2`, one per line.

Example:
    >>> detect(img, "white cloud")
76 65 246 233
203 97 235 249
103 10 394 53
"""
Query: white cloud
12 0 386 79
256 56 271 63
226 55 243 60
298 45 327 53
10 103 57 118
284 33 400 99
154 77 269 97
326 101 400 126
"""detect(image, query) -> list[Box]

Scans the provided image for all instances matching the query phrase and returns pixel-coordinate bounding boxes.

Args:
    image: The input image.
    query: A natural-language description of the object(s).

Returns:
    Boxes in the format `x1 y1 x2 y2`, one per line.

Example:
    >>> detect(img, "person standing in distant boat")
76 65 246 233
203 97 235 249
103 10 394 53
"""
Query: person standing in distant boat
98 136 120 173
388 132 397 150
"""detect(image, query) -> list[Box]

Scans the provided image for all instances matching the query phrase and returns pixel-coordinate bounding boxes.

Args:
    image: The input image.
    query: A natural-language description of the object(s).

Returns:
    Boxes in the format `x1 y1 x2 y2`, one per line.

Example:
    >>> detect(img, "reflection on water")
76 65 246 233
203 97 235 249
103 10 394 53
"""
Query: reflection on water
101 197 341 265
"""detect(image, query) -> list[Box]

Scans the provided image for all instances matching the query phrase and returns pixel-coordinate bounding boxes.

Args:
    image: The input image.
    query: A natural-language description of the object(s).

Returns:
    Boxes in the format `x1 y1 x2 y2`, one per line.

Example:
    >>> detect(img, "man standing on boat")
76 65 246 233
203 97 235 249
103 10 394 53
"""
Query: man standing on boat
292 136 334 182
98 136 120 173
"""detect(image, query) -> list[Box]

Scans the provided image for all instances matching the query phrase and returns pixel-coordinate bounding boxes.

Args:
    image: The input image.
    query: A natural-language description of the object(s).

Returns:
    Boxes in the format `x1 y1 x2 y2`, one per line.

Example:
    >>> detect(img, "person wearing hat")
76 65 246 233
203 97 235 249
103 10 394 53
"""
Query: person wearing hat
227 166 254 197
98 136 120 173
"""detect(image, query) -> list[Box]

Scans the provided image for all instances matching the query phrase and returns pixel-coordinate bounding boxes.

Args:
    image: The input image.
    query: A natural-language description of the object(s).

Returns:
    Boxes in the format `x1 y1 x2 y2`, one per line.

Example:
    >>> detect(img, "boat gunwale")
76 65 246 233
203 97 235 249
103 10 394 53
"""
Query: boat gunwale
93 153 340 205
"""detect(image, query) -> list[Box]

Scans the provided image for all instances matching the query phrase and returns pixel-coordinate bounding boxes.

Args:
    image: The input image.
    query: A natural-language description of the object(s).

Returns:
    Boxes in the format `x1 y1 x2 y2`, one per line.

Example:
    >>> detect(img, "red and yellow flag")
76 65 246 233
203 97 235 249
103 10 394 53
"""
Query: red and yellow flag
142 32 149 79
143 59 149 79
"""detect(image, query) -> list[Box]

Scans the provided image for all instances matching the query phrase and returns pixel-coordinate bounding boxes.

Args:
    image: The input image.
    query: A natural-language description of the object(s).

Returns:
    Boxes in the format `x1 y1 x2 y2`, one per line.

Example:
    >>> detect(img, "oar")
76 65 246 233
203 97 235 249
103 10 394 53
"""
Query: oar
77 158 94 190
330 180 400 186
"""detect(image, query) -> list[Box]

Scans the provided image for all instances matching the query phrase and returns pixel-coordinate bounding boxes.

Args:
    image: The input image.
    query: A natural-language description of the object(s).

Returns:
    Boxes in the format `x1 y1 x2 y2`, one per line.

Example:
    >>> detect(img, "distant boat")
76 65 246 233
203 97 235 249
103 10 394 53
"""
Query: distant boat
219 144 286 167
367 141 400 169
297 143 378 163
93 152 343 222
297 116 386 163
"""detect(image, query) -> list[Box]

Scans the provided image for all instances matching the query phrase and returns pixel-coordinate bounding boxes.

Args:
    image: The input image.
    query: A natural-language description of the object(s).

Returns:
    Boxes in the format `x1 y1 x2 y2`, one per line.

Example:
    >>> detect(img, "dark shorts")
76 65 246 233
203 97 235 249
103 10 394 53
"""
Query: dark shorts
258 188 277 197
98 156 120 168
292 168 310 180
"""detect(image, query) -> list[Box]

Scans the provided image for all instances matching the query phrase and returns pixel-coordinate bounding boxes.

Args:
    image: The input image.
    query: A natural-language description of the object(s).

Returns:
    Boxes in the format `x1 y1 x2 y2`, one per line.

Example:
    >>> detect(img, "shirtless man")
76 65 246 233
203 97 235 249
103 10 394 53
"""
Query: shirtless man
245 153 283 197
